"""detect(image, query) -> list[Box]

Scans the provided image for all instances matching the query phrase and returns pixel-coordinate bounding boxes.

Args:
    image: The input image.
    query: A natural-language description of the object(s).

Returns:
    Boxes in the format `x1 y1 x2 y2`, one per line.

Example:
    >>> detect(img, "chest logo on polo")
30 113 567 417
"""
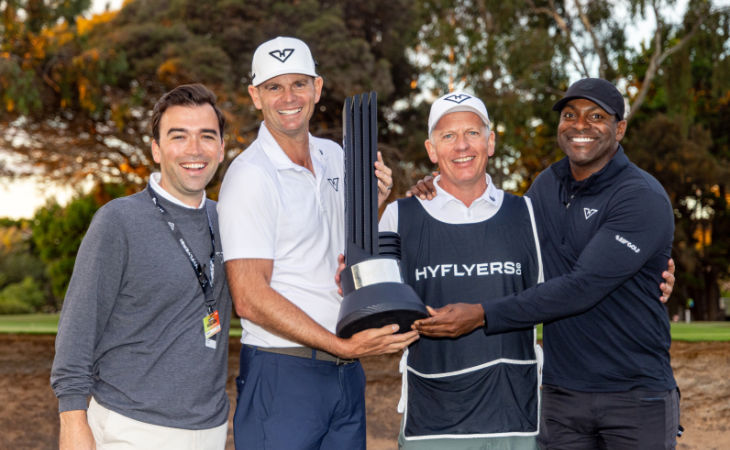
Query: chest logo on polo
269 48 295 63
584 208 598 219
443 93 472 104
327 177 339 191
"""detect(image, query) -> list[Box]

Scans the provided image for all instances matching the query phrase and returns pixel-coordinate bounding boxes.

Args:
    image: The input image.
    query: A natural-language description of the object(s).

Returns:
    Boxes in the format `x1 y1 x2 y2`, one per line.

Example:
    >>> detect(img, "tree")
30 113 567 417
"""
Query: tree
0 276 46 314
3 0 728 317
1 0 425 196
625 0 730 319
3 0 426 307
0 220 50 312
409 0 730 318
30 183 126 307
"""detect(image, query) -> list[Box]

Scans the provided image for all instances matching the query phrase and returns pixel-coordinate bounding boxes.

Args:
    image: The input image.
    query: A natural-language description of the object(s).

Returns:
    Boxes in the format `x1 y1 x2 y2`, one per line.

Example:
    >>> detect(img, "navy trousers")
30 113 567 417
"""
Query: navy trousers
233 345 366 450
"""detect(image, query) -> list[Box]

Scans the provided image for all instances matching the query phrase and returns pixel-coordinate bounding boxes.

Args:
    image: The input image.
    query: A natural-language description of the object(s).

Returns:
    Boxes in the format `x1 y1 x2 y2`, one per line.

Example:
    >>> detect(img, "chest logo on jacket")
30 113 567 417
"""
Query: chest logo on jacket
327 177 339 191
584 208 598 220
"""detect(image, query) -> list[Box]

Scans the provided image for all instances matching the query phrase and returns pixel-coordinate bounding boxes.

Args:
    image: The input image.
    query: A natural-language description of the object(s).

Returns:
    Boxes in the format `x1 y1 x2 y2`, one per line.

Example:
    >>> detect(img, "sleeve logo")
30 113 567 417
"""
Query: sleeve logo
615 234 641 253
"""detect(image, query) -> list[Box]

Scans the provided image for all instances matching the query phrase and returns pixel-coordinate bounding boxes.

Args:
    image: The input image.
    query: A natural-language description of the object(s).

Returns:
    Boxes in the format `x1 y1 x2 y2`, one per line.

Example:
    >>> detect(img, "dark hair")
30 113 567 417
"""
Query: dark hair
151 84 226 142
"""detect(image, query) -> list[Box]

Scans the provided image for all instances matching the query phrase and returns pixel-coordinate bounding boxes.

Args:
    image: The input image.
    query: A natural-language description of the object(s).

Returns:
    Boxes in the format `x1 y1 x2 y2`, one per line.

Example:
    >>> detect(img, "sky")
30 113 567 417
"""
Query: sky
91 0 125 15
0 0 727 219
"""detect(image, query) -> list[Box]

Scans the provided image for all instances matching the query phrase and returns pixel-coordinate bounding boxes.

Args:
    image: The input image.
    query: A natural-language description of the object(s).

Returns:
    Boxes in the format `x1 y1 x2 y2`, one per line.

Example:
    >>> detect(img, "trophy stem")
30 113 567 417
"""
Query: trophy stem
338 92 426 338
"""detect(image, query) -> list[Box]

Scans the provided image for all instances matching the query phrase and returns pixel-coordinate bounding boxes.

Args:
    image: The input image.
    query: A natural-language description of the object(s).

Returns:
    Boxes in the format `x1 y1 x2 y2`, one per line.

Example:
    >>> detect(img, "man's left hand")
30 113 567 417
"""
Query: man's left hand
412 303 485 338
375 151 393 207
660 258 675 304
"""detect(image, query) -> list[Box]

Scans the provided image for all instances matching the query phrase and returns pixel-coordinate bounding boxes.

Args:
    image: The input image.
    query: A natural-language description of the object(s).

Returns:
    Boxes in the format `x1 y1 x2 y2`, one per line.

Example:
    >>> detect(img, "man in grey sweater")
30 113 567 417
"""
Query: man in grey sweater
51 84 230 449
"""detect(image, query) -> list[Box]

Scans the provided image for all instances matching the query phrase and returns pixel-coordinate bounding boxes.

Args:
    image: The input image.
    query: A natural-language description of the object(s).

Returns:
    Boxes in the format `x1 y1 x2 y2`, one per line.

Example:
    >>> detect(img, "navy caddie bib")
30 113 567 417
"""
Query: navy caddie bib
397 194 542 440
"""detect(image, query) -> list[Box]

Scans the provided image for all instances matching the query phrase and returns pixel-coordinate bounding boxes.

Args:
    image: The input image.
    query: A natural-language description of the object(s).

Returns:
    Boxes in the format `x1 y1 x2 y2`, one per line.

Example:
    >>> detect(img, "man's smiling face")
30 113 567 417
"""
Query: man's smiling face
152 104 224 207
557 98 627 181
425 111 494 196
248 73 323 140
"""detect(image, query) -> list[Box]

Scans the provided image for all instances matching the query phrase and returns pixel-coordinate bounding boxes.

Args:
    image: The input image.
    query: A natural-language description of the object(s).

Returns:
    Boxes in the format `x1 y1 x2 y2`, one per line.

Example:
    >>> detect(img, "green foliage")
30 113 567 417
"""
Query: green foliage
0 246 46 288
0 277 45 314
30 184 126 306
405 0 575 190
1 0 424 193
623 1 730 320
0 222 49 312
0 60 42 114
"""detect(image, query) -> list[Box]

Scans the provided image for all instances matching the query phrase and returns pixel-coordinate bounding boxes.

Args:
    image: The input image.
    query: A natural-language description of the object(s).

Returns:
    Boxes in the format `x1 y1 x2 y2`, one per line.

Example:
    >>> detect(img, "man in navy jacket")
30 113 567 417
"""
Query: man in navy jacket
414 78 679 449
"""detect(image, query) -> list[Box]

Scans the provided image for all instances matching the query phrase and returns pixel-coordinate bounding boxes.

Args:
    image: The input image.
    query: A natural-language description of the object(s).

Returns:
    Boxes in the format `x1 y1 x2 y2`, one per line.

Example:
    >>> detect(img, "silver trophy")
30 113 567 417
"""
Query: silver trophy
336 92 427 339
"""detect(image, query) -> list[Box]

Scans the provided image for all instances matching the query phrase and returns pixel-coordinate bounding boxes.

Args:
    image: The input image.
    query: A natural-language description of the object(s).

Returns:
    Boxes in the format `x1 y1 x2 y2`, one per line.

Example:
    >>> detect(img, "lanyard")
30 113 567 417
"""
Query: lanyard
147 188 217 314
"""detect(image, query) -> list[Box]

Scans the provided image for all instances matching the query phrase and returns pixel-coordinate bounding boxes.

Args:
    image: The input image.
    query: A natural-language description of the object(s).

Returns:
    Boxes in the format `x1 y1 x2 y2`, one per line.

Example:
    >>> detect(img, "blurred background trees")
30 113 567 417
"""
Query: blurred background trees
1 0 728 318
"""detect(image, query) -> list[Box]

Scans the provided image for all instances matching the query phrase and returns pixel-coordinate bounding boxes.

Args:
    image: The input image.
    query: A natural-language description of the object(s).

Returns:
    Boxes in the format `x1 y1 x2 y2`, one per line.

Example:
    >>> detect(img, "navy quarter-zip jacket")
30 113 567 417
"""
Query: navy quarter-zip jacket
482 145 676 392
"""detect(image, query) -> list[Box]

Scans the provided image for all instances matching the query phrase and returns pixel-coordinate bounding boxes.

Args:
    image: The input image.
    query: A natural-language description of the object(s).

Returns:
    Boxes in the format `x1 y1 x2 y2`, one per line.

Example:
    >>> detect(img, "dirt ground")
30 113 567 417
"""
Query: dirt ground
1 334 727 450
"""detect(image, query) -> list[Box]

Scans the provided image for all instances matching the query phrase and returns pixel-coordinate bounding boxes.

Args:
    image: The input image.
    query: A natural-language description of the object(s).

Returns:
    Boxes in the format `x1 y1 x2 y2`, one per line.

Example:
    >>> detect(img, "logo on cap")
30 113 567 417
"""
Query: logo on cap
269 48 295 63
443 93 472 104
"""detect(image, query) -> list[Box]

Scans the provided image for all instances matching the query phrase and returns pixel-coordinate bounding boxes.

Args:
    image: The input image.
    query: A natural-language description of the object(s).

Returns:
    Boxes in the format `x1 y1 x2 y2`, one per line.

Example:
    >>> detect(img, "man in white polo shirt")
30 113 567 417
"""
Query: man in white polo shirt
217 36 418 449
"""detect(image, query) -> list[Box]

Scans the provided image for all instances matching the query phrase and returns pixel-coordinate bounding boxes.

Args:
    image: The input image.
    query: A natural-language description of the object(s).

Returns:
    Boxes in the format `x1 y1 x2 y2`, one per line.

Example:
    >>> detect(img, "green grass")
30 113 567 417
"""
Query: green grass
669 321 730 341
0 313 60 334
0 313 244 336
536 322 730 342
0 314 728 341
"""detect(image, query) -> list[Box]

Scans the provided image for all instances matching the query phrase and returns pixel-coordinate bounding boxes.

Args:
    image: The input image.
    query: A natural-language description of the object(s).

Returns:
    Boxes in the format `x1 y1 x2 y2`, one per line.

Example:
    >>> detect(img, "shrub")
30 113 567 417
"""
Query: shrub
0 277 46 314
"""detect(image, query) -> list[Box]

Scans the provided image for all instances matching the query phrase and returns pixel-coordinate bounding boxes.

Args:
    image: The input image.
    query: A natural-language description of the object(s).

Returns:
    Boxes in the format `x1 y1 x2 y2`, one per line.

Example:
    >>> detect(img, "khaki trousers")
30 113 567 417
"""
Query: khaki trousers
87 397 227 450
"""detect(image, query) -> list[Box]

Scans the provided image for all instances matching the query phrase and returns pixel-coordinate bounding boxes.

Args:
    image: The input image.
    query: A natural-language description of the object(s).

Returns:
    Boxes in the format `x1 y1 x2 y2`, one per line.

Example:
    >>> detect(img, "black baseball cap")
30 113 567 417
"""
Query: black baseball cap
552 78 625 120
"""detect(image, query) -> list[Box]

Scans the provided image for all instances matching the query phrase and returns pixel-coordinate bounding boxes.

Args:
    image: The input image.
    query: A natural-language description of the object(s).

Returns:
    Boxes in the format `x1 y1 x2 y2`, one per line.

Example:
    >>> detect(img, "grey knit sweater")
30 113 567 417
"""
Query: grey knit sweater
51 185 230 429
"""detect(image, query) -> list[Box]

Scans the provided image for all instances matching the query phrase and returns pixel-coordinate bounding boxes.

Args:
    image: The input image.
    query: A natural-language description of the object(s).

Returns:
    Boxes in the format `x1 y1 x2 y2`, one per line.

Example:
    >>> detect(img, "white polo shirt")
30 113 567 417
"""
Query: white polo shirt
379 174 504 231
217 122 345 347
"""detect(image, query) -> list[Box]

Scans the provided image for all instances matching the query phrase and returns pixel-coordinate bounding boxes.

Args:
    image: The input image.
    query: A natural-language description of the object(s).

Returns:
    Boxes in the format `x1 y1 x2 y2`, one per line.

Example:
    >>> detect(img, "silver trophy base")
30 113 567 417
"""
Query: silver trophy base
337 258 427 338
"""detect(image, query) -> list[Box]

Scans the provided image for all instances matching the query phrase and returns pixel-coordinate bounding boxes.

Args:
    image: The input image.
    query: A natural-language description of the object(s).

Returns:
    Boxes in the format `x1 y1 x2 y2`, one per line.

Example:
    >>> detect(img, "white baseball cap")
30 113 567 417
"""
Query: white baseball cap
428 91 490 136
250 36 318 86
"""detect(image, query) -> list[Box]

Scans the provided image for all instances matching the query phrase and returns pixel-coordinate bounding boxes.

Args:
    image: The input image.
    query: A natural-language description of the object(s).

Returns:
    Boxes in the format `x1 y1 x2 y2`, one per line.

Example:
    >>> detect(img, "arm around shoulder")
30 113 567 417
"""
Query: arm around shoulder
481 187 673 334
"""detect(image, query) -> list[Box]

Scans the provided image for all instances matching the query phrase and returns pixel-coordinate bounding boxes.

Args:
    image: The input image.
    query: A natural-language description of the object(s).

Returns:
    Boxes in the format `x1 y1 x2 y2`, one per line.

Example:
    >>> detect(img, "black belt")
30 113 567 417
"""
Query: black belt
245 345 356 366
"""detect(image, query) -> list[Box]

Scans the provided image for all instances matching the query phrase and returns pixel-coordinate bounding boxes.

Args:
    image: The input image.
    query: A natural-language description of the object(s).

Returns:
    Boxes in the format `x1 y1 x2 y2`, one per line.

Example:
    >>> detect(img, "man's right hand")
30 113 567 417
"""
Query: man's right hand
335 324 419 359
405 172 438 200
413 304 485 338
59 410 95 450
335 253 346 296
